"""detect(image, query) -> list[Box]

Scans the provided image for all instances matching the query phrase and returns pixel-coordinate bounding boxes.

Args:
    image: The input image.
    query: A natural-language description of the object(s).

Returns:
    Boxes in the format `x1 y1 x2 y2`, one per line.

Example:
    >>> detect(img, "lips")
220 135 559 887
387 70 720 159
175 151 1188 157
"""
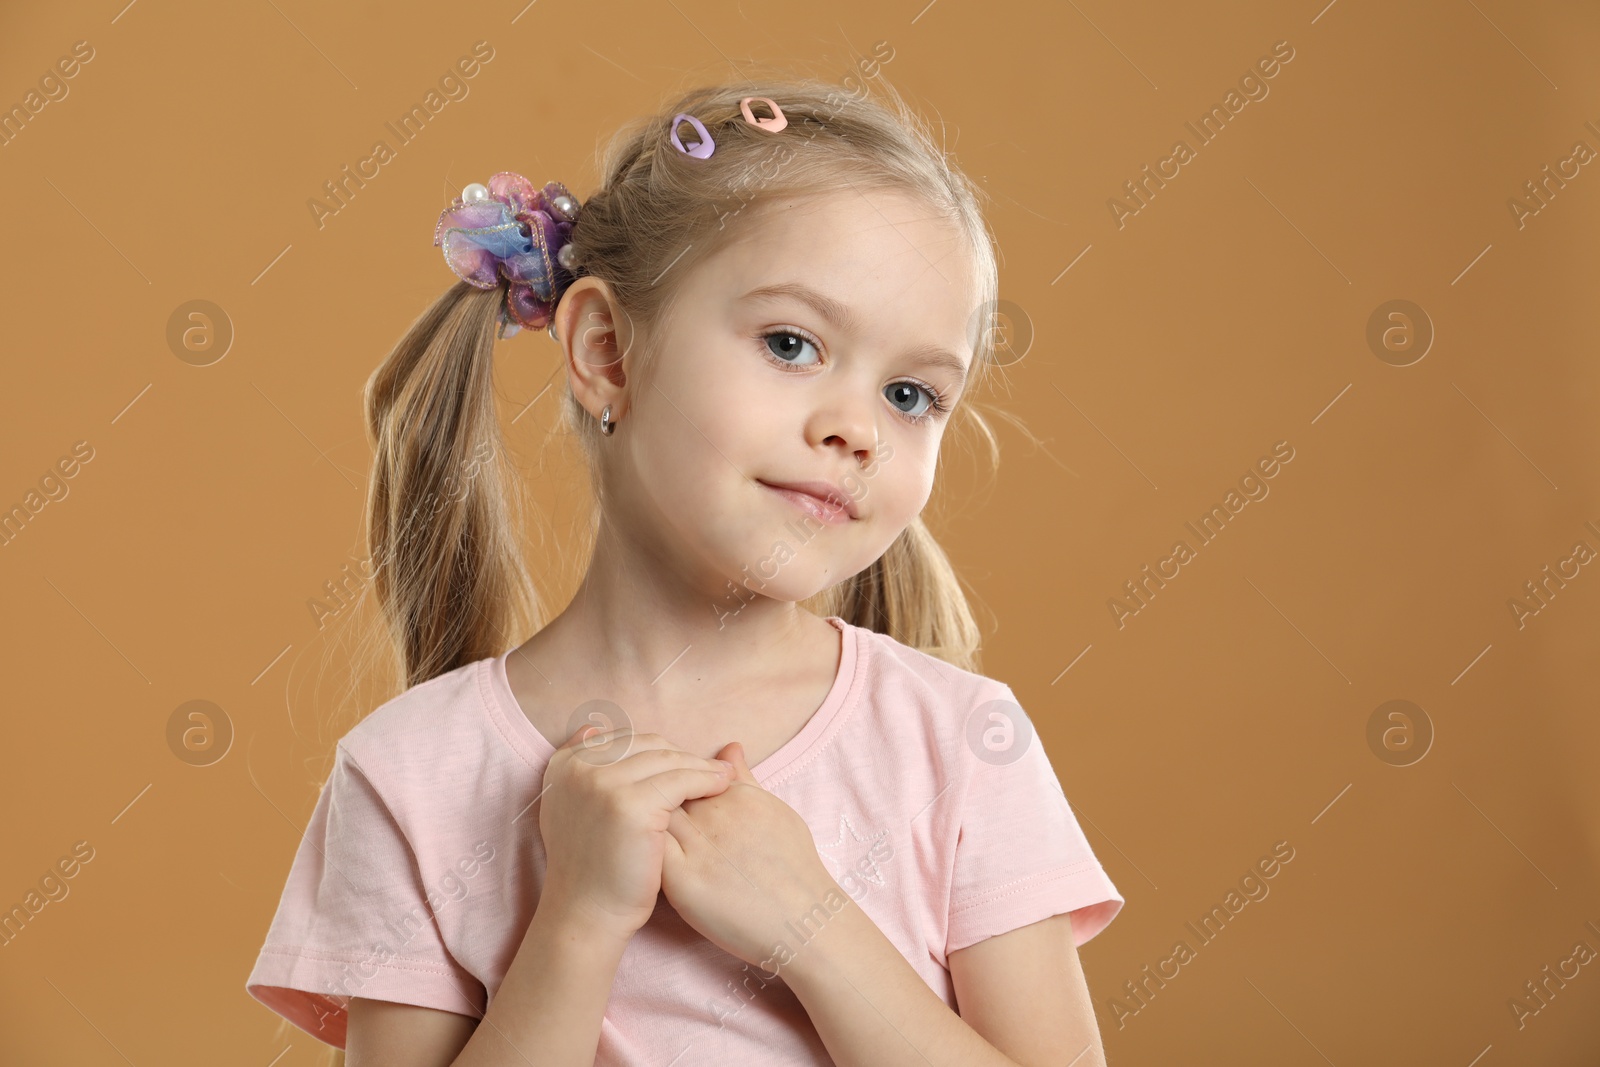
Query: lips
756 478 859 522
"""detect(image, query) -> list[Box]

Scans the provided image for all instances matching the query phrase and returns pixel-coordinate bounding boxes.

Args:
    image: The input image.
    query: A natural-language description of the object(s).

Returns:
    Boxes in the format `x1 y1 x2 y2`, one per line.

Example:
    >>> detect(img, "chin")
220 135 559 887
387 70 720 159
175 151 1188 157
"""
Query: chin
737 572 829 605
714 553 856 608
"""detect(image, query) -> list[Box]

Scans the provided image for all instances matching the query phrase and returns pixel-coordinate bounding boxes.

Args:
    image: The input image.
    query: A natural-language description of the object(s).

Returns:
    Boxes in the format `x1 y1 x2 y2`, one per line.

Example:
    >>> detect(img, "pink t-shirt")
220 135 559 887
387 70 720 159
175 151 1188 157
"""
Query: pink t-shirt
246 615 1123 1059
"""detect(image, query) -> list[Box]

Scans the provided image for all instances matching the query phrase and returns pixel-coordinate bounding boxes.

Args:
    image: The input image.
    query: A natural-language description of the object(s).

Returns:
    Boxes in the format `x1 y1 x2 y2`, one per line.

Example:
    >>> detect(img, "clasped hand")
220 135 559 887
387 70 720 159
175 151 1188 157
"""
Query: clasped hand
658 741 844 972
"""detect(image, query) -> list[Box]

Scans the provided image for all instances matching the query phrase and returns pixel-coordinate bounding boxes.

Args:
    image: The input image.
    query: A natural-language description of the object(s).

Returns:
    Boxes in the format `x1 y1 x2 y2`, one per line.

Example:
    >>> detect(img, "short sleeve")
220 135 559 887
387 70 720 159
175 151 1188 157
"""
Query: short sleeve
245 742 486 1049
945 688 1124 956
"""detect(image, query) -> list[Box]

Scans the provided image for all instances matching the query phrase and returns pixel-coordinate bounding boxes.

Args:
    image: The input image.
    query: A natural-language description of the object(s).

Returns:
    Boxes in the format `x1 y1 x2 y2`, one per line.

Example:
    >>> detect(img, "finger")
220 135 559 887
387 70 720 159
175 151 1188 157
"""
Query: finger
665 804 695 846
559 723 625 749
634 767 734 813
563 729 674 767
556 726 635 768
664 803 722 855
664 804 717 855
660 825 689 896
561 725 677 750
611 748 734 786
714 741 761 787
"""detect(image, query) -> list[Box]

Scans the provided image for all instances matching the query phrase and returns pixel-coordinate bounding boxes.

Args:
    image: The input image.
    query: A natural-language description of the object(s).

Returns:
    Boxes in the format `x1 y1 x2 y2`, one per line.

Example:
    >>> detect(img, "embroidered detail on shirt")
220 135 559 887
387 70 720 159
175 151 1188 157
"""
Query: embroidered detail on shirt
815 813 893 900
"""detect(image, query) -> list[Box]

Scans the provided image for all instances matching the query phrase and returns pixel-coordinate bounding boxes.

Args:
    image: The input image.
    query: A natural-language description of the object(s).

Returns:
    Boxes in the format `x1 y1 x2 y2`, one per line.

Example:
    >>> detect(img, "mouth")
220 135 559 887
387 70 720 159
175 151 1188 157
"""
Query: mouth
756 479 858 524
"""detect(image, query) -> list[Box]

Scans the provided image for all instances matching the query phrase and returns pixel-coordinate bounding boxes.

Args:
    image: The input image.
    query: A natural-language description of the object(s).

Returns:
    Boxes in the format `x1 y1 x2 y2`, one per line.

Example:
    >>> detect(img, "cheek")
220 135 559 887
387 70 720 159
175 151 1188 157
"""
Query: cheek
866 436 938 517
622 358 774 544
651 336 774 445
627 406 731 521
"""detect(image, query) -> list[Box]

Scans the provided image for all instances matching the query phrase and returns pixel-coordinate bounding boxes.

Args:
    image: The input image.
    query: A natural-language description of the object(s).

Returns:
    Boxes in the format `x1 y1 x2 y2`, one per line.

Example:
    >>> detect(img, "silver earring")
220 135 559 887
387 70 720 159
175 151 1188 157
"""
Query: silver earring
600 404 616 436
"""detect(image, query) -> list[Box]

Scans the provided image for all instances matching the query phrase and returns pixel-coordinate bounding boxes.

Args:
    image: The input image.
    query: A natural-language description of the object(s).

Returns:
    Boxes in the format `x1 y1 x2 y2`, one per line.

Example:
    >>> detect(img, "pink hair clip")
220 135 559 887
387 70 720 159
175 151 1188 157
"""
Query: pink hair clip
432 171 581 338
739 97 787 132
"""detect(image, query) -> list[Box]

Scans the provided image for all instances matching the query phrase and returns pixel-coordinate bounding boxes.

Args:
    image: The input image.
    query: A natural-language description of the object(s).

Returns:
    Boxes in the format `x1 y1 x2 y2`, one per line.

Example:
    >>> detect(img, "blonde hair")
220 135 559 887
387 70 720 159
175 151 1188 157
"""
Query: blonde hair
313 68 1009 1067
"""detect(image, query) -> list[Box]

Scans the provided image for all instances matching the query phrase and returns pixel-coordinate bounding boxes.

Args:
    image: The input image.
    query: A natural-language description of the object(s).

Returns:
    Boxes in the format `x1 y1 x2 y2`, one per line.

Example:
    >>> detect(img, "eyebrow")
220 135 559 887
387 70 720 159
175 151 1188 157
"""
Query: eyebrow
740 281 971 385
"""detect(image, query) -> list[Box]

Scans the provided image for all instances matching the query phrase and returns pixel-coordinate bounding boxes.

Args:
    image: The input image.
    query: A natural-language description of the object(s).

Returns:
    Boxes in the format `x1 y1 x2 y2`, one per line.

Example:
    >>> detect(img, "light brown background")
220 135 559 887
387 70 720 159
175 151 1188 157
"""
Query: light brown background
2 0 1597 1063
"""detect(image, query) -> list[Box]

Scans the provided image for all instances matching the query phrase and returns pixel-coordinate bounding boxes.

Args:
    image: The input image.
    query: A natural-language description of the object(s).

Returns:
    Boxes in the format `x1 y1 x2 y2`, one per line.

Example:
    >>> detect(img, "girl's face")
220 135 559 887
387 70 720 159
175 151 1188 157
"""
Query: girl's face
608 186 981 606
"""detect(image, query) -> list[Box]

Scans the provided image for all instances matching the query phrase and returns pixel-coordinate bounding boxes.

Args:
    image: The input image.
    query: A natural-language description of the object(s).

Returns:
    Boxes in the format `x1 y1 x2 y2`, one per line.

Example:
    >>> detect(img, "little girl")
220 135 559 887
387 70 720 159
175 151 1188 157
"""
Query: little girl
247 76 1124 1067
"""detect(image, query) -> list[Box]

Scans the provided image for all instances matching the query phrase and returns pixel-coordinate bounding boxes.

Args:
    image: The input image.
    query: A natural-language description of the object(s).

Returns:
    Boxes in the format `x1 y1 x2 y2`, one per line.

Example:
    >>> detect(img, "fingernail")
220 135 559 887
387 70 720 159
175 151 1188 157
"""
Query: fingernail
716 760 735 774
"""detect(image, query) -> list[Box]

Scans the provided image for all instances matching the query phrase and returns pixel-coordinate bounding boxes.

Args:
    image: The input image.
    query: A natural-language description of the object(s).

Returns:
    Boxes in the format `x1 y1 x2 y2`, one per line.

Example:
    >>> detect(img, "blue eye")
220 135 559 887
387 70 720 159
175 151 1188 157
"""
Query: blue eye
758 328 952 424
885 382 934 418
763 330 820 366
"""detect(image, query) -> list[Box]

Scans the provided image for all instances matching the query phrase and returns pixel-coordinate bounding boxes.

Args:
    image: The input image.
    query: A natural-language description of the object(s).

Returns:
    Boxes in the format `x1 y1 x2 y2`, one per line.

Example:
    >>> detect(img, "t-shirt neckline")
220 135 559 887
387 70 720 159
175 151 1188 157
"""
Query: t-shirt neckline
480 614 860 783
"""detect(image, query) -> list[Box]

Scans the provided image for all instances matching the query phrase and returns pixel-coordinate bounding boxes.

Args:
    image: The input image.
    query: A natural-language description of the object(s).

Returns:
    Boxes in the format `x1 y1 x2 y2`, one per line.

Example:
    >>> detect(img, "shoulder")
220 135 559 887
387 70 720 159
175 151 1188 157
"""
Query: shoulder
843 620 1015 728
335 655 496 783
841 621 1062 798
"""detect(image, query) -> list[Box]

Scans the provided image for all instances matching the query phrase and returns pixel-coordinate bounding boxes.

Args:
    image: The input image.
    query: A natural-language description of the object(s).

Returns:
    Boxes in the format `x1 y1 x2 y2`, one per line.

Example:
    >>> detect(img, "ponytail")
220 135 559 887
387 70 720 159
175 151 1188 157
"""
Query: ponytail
361 281 543 690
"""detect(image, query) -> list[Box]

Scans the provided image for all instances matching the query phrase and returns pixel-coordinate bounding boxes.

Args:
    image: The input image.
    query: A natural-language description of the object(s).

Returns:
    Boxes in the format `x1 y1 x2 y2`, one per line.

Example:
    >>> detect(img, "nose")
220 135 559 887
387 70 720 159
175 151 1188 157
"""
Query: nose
808 379 880 467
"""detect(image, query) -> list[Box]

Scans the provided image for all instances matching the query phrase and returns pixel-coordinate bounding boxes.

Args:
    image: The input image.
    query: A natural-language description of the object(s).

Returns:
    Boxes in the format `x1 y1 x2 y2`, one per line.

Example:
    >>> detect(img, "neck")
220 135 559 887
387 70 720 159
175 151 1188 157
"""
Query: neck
533 517 830 716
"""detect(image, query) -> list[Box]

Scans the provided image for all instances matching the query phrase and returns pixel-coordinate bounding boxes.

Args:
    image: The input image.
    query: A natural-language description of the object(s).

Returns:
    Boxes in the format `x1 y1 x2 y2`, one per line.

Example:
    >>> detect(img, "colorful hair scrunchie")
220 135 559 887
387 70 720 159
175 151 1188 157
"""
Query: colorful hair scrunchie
432 172 581 338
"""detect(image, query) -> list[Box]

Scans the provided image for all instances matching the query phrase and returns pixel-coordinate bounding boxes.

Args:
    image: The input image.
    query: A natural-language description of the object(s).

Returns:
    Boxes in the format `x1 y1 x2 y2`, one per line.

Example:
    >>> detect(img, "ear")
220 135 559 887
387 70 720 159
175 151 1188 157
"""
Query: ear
555 276 635 421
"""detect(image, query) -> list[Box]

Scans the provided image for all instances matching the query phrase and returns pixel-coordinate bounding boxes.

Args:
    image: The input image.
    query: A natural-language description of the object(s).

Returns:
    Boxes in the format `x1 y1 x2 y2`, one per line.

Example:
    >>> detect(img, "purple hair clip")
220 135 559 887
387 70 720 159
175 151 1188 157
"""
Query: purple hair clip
433 172 581 338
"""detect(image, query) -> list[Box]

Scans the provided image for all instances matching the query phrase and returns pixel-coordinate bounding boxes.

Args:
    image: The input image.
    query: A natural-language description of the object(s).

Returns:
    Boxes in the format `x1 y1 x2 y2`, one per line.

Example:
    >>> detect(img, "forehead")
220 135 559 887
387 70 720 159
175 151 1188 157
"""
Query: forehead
685 187 981 353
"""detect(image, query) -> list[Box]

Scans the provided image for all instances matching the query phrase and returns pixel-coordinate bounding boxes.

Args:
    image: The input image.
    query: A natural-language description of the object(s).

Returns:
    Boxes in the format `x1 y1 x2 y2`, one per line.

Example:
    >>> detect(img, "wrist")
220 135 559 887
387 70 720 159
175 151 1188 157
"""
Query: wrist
531 886 643 952
766 878 861 991
746 868 845 958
